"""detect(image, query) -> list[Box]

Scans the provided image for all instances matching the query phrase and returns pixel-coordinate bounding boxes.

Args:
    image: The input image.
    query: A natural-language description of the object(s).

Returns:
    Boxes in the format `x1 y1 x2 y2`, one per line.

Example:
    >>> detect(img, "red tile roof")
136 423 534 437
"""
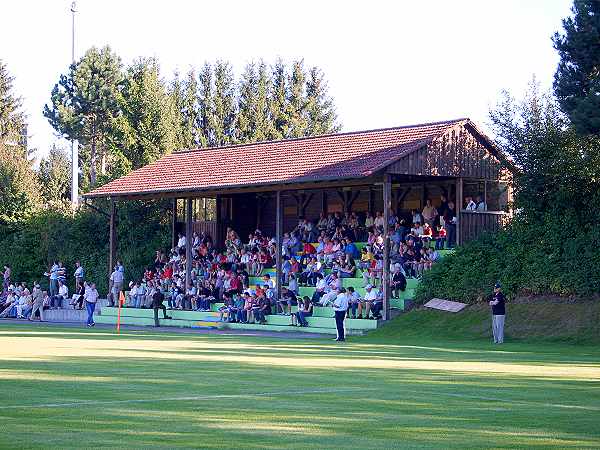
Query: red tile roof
86 118 470 198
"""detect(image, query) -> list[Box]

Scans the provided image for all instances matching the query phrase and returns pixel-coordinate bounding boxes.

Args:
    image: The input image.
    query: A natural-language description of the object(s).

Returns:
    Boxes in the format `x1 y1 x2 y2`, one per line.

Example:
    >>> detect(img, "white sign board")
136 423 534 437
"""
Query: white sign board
424 298 467 313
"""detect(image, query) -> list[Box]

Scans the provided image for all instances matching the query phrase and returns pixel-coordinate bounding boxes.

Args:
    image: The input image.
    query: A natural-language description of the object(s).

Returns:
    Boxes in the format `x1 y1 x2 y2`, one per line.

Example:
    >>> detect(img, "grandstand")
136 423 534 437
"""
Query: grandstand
84 118 510 332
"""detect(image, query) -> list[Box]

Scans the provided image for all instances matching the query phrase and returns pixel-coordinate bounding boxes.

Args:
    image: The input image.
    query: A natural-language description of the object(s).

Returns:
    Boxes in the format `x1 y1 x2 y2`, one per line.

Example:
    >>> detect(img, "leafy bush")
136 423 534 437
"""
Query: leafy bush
0 200 170 295
416 215 600 304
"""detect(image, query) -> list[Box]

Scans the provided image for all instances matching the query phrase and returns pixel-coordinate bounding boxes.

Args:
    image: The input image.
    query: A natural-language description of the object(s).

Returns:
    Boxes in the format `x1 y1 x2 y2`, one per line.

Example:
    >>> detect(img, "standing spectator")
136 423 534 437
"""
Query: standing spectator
489 282 506 344
438 195 449 226
74 261 84 286
332 287 349 341
84 283 99 327
476 195 487 211
2 265 10 292
46 261 60 297
391 269 407 299
29 284 45 322
435 225 447 250
421 199 437 226
110 266 124 307
445 201 457 248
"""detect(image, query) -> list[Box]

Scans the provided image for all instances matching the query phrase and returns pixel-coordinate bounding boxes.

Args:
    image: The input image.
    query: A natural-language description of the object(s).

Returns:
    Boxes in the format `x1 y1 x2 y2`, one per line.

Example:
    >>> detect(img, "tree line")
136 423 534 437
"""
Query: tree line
43 48 340 189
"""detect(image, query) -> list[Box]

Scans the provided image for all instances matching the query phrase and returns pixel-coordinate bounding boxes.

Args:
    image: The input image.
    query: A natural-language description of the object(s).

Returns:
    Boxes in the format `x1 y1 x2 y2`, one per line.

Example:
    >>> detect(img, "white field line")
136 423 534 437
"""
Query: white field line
0 387 371 410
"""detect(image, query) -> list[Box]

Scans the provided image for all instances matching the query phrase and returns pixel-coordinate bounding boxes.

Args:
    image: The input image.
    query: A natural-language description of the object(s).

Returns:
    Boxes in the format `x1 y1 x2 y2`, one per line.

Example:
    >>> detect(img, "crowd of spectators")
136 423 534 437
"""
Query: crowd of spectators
124 197 456 325
0 261 98 322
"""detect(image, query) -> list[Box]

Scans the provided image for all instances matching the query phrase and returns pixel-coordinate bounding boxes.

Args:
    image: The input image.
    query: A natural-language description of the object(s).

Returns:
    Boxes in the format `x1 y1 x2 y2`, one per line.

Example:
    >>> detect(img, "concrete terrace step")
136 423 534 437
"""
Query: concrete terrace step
98 306 374 335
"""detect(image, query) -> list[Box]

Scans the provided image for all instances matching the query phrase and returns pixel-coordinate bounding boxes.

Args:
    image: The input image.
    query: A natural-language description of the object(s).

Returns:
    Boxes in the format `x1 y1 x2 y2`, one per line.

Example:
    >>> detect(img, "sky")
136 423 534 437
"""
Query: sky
1 0 573 160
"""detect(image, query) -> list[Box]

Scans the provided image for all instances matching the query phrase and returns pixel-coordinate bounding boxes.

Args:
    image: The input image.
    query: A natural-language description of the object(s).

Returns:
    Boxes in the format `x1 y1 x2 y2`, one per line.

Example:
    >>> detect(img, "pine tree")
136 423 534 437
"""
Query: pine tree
286 60 308 138
44 46 123 187
255 61 276 141
270 59 289 139
171 70 201 149
212 60 236 146
553 0 600 135
235 62 258 143
111 58 178 171
38 145 71 204
198 63 214 147
0 60 26 148
305 66 341 136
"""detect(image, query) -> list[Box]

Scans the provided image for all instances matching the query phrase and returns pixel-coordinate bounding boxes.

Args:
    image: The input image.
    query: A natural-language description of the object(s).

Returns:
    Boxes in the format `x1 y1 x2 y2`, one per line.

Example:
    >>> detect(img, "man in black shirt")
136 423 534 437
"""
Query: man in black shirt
152 288 172 327
489 282 506 344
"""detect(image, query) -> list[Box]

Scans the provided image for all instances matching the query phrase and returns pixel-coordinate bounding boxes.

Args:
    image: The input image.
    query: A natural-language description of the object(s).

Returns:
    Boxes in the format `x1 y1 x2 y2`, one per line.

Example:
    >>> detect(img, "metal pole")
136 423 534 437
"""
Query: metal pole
70 2 79 207
383 174 391 320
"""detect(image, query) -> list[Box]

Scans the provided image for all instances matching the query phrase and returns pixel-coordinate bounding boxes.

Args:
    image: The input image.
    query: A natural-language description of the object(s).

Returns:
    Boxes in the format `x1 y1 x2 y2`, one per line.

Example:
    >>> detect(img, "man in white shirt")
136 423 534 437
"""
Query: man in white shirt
465 196 477 211
52 280 69 309
333 288 349 341
346 286 361 319
84 283 99 327
177 233 187 249
358 284 379 319
74 261 84 286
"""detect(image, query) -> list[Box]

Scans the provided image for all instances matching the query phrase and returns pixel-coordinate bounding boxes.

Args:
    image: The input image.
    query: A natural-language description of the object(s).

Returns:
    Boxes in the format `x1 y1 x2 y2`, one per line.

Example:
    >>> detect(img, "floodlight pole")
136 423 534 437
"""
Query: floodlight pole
70 1 79 207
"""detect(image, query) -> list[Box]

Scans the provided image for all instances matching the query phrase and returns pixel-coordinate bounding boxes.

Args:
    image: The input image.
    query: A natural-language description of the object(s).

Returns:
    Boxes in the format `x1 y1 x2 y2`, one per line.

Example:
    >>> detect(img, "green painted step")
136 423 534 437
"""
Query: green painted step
95 315 217 328
297 286 415 299
222 322 365 336
264 314 377 330
102 307 220 321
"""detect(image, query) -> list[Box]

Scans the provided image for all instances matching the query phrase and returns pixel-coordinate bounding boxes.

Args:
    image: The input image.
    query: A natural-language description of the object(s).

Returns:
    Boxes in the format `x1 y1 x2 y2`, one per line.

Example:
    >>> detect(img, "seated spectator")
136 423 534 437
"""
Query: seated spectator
338 255 356 279
293 296 313 327
346 286 361 319
71 280 86 310
51 280 68 309
358 284 378 319
343 239 360 260
278 286 298 316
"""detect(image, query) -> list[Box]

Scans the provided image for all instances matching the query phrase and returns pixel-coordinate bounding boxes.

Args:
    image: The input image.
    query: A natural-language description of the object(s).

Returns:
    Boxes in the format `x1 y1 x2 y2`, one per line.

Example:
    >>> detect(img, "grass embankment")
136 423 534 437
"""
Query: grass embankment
367 297 600 345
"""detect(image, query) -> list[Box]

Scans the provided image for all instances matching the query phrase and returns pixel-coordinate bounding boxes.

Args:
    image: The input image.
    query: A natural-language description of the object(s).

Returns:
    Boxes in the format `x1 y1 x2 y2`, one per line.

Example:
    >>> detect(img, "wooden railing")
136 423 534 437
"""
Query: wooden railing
459 211 507 244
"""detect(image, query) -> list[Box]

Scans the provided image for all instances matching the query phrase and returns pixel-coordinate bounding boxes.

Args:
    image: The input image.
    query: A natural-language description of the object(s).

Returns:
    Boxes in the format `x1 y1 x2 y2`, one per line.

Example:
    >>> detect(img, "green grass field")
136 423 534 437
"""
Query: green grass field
1 317 599 449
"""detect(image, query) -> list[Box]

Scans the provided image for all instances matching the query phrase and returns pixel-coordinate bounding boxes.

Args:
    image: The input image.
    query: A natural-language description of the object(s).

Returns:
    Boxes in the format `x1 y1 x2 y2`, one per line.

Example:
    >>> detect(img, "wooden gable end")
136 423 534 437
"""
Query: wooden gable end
385 122 503 180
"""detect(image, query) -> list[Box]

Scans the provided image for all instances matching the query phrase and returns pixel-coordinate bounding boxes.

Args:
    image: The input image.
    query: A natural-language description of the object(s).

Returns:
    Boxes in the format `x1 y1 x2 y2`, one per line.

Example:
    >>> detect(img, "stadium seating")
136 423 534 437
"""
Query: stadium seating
96 243 454 335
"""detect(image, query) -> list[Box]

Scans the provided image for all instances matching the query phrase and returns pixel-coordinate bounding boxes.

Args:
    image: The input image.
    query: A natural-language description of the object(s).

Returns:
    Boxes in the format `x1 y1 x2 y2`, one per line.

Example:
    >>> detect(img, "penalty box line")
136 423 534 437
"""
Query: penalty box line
0 387 374 410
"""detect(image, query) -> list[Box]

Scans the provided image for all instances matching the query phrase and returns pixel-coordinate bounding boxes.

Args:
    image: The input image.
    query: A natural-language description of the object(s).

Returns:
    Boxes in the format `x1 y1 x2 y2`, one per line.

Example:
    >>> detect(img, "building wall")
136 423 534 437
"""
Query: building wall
387 124 503 180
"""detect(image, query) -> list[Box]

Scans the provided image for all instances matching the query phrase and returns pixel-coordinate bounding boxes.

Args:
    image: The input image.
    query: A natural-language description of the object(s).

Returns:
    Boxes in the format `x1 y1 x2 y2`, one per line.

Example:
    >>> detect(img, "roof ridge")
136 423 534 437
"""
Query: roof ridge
174 118 469 155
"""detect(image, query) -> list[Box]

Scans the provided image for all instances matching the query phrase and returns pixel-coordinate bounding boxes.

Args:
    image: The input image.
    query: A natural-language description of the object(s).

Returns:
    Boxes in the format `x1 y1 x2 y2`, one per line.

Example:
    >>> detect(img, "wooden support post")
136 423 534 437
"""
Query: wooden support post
456 177 463 246
368 188 374 215
421 183 427 209
382 174 392 321
171 199 177 250
256 195 262 229
185 198 192 289
275 190 283 302
321 192 327 215
108 199 117 280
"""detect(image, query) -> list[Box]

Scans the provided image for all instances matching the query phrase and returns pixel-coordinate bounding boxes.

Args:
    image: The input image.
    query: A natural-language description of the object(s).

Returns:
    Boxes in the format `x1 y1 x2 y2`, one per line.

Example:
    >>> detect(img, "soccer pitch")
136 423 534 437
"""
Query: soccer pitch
1 324 599 449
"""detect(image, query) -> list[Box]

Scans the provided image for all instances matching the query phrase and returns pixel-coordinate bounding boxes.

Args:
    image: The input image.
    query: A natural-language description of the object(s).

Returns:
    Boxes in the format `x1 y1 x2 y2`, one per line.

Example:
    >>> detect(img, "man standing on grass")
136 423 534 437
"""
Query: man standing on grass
489 282 506 344
333 287 349 342
84 283 99 327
